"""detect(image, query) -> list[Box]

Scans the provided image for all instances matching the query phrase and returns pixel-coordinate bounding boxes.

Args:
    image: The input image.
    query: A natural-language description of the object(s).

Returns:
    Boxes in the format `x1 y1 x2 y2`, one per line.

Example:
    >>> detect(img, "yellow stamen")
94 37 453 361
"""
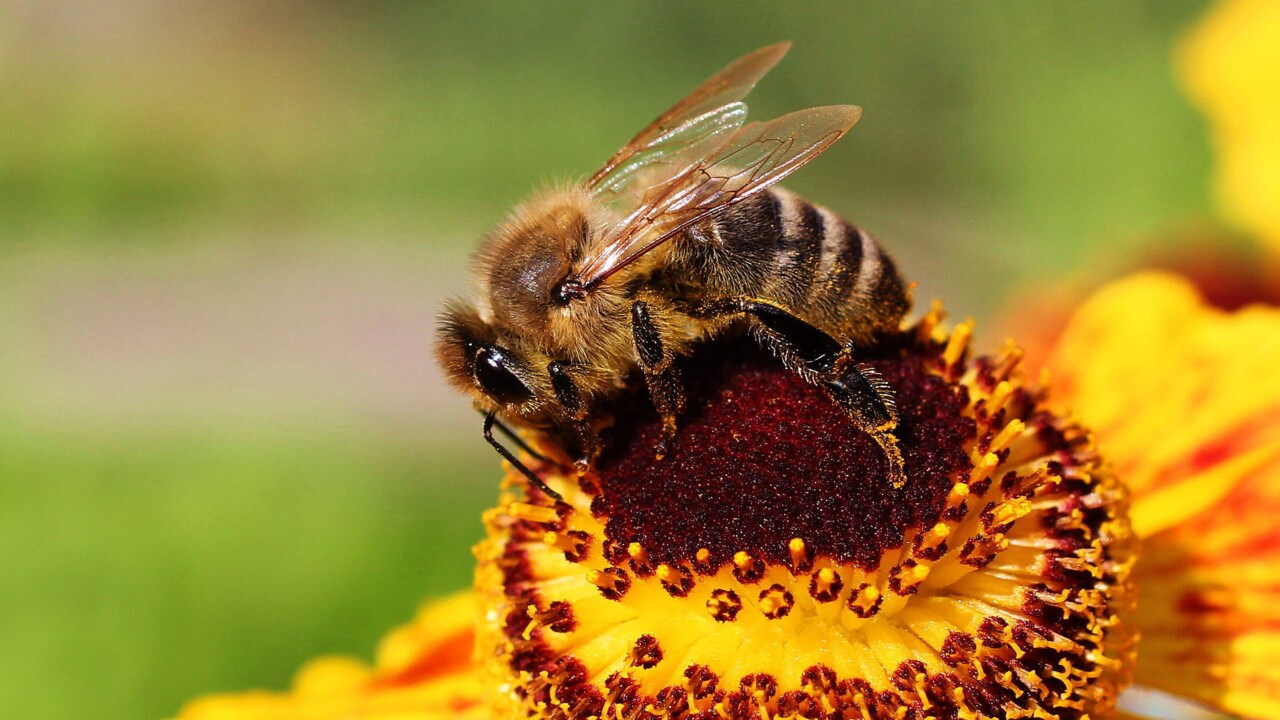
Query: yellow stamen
655 563 678 583
987 380 1014 417
508 502 559 524
943 319 974 369
814 568 838 591
990 418 1026 454
968 452 1000 483
846 583 881 618
986 497 1033 530
627 542 648 563
788 537 809 570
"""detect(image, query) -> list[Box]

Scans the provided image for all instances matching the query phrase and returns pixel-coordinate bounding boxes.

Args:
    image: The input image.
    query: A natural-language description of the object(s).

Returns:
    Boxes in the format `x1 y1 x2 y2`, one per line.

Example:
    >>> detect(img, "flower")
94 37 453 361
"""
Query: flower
475 313 1137 719
175 271 1280 719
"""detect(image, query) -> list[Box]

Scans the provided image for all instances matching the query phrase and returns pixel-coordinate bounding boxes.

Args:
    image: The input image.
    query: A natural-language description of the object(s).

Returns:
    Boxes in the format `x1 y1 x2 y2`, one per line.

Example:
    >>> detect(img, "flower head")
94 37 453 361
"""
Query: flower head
475 310 1136 719
173 272 1280 720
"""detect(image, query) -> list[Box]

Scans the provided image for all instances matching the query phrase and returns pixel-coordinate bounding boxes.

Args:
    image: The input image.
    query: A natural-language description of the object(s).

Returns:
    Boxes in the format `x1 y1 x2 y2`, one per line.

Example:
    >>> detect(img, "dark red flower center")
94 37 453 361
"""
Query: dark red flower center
594 339 976 571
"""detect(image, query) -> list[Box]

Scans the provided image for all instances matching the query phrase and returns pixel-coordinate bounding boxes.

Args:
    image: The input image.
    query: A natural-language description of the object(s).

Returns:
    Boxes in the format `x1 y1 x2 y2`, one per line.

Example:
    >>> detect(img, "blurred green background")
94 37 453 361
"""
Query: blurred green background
1 2 1216 718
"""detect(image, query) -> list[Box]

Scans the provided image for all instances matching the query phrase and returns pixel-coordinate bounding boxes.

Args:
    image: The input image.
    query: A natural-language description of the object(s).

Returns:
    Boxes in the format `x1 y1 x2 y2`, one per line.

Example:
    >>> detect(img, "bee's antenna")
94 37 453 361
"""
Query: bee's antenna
483 412 564 501
483 410 556 464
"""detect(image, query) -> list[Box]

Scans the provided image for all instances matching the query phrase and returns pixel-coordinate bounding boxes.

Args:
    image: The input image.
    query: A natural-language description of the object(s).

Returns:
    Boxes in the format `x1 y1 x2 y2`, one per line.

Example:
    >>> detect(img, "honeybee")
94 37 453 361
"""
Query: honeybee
437 43 910 499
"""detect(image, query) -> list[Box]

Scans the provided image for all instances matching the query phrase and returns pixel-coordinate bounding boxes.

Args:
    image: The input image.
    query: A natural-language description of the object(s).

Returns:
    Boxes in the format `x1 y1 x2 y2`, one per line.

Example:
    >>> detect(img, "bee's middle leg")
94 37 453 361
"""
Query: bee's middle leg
631 300 686 458
679 297 844 378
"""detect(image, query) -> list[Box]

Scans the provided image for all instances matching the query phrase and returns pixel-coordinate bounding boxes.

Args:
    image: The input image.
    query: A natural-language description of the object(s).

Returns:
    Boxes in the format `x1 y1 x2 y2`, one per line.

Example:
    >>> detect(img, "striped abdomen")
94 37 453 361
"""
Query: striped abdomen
670 186 909 345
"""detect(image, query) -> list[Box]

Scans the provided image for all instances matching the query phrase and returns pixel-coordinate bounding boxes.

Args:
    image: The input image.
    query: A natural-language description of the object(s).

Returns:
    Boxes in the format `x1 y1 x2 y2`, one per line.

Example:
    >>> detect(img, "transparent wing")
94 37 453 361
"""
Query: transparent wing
574 105 862 288
587 43 790 198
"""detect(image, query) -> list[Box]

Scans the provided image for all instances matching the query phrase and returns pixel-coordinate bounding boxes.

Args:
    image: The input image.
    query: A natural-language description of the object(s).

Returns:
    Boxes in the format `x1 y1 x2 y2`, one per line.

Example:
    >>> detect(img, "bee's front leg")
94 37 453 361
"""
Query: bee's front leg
548 361 600 473
630 299 686 459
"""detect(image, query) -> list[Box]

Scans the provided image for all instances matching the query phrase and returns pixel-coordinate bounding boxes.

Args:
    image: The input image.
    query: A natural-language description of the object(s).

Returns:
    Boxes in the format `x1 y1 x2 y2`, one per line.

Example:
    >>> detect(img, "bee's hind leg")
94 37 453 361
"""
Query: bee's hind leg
681 297 906 488
631 300 686 459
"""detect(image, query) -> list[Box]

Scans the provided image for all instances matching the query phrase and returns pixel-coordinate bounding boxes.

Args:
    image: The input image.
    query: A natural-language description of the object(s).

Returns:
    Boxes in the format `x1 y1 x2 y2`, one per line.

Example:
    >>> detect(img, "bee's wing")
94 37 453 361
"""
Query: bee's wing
574 105 861 288
587 43 790 198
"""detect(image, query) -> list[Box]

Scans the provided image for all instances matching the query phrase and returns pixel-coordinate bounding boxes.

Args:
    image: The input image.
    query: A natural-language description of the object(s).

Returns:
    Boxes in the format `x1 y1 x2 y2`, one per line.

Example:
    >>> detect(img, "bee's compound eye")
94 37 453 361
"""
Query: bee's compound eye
474 346 533 406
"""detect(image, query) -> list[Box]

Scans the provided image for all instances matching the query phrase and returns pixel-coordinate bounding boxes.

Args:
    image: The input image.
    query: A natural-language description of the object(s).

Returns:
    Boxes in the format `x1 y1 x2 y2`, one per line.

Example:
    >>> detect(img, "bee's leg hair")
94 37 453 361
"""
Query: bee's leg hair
548 361 600 473
824 361 906 488
631 300 686 459
483 411 563 501
681 296 906 488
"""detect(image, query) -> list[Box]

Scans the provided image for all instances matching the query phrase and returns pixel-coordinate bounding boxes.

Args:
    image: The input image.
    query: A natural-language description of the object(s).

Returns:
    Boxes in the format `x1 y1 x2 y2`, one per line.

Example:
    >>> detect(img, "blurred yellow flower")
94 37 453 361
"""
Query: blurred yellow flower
1180 0 1280 253
176 592 485 720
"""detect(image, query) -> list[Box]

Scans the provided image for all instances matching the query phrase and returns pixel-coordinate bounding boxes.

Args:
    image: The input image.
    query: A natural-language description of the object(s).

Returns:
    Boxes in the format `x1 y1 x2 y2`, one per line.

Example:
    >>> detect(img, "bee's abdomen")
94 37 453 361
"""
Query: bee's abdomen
685 190 786 298
673 188 908 343
764 188 908 343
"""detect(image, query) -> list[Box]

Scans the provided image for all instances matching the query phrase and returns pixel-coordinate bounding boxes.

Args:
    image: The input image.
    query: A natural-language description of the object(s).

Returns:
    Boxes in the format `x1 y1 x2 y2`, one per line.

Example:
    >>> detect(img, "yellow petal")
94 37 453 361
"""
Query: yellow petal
173 592 484 720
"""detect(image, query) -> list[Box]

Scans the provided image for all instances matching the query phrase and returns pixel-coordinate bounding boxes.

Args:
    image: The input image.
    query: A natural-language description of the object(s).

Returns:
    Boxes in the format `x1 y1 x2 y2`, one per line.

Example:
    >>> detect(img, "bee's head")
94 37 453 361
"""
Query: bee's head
473 187 626 349
436 301 538 411
481 203 585 330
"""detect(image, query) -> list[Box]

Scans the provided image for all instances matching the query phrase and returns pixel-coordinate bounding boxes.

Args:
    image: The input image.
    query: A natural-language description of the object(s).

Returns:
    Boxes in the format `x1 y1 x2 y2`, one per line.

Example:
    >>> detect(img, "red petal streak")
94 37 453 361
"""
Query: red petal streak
370 628 475 689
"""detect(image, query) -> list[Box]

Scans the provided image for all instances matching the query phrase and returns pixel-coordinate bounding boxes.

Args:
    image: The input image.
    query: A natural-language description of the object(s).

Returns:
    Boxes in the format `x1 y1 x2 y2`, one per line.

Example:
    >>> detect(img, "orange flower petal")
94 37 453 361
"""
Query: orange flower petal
1047 272 1280 718
1131 459 1280 718
1046 272 1280 537
174 592 484 720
